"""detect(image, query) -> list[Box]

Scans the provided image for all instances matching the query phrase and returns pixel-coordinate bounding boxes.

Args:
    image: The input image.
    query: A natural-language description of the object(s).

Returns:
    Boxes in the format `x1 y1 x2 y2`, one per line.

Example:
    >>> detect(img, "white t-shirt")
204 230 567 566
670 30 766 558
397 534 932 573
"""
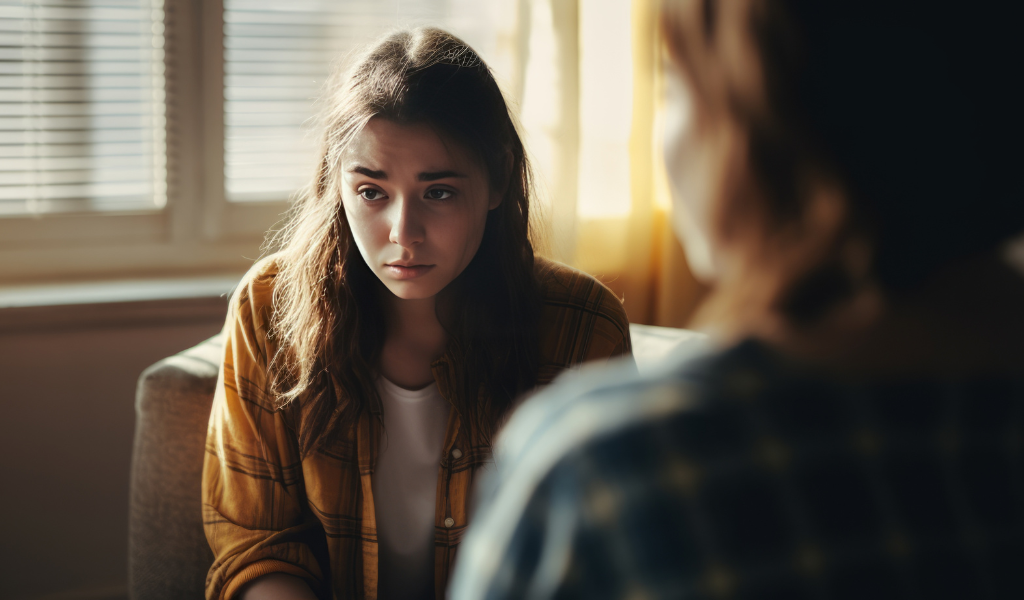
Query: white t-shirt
372 376 450 600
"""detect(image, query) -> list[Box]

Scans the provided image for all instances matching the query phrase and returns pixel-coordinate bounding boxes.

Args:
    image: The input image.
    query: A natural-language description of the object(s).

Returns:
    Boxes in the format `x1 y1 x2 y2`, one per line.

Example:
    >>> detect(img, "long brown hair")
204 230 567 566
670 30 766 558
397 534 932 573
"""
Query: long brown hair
660 0 1024 333
267 28 540 457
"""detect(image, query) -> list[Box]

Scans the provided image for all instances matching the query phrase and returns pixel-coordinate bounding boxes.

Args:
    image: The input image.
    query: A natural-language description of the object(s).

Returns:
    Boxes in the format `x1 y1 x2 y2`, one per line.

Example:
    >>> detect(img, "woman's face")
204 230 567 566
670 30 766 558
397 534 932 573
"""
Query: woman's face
341 118 501 301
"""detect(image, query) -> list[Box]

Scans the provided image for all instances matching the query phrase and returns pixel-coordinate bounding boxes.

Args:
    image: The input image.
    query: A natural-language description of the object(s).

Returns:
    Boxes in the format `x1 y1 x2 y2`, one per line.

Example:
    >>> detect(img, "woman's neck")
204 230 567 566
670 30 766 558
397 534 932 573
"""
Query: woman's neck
378 294 449 390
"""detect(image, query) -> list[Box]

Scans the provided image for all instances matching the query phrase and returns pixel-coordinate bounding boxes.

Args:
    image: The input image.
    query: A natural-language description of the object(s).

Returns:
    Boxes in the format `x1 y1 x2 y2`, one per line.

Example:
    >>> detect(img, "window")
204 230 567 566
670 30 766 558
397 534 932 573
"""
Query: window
0 0 647 291
0 0 165 218
0 0 520 282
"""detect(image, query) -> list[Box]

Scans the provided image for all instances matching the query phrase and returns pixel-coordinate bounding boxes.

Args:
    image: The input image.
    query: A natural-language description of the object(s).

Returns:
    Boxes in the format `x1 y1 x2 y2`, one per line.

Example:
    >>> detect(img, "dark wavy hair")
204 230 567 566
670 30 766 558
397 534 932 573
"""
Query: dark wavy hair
661 0 1024 330
267 28 540 457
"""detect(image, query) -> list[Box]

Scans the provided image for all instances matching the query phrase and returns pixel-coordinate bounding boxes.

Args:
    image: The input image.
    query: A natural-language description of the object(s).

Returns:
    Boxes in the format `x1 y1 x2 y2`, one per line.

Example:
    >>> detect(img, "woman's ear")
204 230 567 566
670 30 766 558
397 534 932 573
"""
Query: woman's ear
488 190 503 210
488 150 514 210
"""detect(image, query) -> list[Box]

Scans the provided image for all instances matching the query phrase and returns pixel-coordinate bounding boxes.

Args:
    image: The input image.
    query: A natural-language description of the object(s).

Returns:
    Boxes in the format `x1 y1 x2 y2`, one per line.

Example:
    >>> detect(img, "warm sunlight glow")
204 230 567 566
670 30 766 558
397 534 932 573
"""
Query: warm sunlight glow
576 0 633 219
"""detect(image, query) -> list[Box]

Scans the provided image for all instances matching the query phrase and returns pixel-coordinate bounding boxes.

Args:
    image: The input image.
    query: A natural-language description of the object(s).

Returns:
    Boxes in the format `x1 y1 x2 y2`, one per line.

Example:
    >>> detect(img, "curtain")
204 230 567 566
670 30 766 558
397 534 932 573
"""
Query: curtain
507 0 707 327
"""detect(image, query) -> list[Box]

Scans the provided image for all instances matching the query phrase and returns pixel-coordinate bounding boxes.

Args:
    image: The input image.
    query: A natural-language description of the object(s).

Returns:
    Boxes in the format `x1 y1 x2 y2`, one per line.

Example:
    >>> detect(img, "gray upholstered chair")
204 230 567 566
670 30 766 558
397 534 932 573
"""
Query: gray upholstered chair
129 333 223 600
127 325 704 599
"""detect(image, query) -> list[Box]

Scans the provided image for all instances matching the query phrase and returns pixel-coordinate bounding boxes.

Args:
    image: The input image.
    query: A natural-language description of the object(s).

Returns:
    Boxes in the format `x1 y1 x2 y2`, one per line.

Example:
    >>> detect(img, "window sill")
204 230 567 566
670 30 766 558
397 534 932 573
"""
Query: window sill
0 274 241 333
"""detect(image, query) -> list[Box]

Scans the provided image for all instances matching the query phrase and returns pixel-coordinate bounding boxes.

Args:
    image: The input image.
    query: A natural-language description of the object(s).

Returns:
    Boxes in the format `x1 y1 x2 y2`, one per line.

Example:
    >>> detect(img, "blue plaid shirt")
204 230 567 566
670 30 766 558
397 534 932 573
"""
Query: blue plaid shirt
450 340 1024 599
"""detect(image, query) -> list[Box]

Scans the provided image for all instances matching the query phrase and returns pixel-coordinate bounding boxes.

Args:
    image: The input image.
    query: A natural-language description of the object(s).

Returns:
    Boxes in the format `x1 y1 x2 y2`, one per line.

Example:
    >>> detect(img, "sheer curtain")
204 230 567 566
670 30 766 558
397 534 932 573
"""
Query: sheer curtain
512 0 706 327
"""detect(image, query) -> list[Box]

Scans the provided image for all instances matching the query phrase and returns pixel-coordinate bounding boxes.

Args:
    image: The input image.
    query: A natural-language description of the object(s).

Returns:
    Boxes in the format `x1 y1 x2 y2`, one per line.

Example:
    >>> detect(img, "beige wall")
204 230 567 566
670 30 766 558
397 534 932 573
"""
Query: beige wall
0 299 226 600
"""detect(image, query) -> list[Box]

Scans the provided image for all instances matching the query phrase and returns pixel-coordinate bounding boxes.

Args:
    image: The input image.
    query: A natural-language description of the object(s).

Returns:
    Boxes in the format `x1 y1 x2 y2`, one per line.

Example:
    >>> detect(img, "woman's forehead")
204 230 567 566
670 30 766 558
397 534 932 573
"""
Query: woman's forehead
342 117 482 176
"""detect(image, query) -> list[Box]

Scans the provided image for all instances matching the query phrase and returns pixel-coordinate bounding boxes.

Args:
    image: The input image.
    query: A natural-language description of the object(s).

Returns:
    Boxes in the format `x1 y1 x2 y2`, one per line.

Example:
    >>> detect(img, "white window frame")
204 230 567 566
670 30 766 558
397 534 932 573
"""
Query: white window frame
198 0 291 242
0 0 287 283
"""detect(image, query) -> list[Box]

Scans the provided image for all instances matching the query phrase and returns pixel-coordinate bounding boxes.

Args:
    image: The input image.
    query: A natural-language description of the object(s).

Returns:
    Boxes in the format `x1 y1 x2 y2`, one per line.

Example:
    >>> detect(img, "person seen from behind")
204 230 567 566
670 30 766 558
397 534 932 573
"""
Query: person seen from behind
450 0 1024 598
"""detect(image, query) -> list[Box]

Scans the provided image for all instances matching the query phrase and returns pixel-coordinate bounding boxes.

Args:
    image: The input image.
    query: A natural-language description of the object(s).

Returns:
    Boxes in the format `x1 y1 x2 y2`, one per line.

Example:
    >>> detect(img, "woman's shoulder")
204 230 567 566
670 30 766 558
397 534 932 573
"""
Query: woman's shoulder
228 253 283 336
532 256 633 373
533 256 627 325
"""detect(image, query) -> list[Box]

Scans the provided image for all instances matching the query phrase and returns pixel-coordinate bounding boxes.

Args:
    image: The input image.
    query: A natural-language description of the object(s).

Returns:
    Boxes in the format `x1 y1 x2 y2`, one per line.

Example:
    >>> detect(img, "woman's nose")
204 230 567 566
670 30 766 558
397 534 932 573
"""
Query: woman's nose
389 195 425 247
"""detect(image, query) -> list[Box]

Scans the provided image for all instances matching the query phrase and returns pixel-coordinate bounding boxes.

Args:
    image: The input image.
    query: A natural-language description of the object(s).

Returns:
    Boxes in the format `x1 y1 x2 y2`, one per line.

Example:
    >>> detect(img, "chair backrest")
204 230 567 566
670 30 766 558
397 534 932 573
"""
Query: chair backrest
128 333 223 600
125 325 705 598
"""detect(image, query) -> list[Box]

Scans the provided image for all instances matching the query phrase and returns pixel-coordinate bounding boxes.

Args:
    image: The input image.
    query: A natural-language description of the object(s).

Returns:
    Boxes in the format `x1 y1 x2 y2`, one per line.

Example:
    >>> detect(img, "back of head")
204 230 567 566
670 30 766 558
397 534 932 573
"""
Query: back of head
662 0 1024 325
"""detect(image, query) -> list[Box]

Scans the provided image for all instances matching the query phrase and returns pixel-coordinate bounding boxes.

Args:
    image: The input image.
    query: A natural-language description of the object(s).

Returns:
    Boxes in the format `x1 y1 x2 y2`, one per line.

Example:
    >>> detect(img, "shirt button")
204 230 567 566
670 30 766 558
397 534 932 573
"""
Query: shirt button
451 448 463 459
444 517 455 528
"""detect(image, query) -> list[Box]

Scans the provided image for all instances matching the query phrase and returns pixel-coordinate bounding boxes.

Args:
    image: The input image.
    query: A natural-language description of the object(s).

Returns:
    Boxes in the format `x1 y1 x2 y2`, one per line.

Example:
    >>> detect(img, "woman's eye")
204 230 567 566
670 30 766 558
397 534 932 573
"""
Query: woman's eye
425 188 453 200
359 189 384 201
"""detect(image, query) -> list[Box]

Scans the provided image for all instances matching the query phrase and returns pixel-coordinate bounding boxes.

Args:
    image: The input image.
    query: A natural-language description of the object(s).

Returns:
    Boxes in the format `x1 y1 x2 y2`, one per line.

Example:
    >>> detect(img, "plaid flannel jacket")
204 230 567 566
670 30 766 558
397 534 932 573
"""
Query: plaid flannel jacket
452 340 1024 600
202 255 632 600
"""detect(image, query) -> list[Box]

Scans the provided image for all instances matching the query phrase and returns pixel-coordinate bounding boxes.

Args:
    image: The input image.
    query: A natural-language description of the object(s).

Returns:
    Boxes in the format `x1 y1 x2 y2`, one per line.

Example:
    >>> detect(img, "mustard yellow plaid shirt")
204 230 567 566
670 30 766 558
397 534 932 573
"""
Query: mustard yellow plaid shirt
202 256 632 600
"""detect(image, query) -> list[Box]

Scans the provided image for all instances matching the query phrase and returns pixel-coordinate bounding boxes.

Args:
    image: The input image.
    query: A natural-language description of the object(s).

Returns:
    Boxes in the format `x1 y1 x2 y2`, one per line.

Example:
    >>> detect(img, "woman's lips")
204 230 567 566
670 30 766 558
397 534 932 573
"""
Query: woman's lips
384 264 435 280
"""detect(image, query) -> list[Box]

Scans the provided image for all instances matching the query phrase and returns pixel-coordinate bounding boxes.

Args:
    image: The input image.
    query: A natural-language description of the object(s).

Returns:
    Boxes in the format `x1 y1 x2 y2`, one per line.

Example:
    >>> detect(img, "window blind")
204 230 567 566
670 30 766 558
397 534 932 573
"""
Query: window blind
223 0 502 203
0 0 165 217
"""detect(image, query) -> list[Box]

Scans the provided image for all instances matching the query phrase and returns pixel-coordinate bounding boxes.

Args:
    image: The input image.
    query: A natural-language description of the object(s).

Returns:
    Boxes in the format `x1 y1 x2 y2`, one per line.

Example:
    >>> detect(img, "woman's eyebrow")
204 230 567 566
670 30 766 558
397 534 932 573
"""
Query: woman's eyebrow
350 165 386 179
418 170 466 181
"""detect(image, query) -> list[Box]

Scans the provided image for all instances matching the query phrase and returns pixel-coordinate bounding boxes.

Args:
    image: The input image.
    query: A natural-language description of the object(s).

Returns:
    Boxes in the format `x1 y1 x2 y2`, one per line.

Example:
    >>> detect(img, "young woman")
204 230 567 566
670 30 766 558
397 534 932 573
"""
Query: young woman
450 1 1024 598
202 28 632 600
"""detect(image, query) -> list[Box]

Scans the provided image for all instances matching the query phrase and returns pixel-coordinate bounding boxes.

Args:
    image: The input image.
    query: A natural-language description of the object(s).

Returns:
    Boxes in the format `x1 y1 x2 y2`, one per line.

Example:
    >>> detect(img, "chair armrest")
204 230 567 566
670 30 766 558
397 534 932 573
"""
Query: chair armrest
128 333 224 600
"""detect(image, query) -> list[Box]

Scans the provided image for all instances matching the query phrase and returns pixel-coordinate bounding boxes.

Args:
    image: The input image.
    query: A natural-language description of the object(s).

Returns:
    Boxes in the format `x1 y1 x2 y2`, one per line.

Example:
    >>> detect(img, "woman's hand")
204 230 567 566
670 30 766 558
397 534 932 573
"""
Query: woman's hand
237 573 318 600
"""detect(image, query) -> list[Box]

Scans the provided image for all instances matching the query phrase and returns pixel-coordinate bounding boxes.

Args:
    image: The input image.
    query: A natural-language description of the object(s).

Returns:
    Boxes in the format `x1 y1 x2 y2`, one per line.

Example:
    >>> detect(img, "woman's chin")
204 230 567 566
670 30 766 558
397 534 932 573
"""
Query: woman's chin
381 280 443 302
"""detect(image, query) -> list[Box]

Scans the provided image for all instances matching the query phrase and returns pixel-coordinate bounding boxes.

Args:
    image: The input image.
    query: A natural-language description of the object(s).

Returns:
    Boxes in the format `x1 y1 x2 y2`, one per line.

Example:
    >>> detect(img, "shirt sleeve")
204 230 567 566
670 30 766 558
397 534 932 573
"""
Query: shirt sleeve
202 271 327 600
534 259 638 379
582 283 635 368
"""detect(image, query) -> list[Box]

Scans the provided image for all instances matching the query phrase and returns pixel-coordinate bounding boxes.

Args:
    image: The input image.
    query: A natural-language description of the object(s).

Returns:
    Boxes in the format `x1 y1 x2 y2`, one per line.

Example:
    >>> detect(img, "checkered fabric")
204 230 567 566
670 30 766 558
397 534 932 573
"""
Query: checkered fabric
451 340 1024 599
202 255 632 600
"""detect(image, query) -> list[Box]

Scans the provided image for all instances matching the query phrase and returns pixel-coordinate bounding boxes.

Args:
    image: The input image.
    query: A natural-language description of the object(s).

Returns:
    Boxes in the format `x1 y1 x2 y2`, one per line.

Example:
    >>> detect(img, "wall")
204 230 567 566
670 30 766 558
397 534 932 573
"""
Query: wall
0 296 227 600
